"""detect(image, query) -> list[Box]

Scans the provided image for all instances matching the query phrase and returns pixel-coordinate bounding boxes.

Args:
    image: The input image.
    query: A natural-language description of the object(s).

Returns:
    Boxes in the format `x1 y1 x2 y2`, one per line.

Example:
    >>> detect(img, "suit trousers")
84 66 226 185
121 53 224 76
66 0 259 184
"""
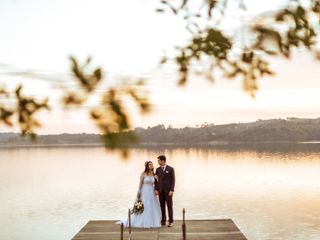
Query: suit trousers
159 191 173 223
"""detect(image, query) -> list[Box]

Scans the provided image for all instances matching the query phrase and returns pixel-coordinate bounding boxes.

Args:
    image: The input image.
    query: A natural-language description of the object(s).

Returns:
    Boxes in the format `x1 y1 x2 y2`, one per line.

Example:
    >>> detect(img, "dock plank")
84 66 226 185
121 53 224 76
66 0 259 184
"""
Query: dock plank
72 219 247 240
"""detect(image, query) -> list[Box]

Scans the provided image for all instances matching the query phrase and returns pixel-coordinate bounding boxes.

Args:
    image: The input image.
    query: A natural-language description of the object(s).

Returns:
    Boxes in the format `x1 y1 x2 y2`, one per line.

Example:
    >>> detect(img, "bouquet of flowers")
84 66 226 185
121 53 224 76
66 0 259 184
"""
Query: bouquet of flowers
131 198 144 215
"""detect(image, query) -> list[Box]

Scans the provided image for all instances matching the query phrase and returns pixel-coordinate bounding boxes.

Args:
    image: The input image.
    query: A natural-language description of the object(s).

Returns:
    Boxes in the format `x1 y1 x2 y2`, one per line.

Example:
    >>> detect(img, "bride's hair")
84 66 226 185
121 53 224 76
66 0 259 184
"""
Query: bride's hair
144 161 154 174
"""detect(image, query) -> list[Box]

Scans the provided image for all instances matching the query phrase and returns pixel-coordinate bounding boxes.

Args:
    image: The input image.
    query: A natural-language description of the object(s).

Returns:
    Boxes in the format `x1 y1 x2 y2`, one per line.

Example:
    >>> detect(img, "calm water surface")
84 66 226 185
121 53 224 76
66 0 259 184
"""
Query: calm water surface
0 145 320 240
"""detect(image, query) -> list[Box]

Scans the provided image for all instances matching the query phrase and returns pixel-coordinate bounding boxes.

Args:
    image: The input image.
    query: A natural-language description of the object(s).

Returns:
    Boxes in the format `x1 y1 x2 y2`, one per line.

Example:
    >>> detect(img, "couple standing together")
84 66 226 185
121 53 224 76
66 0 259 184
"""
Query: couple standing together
121 155 175 228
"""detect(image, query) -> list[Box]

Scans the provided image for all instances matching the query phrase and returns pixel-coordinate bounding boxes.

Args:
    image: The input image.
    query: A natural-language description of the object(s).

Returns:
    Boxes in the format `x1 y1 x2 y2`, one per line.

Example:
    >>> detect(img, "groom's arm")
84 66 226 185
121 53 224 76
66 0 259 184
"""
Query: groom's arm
154 168 160 192
170 167 175 192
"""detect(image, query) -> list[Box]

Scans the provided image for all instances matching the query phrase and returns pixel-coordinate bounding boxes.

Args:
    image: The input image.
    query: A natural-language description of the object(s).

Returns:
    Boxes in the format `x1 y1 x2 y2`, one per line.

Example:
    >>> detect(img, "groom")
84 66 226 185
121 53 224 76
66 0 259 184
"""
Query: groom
155 155 175 227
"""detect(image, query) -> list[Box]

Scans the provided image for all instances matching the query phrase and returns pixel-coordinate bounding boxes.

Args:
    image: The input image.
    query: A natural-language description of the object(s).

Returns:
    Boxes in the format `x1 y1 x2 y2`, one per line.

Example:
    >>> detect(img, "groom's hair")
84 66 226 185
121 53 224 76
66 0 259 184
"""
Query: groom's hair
157 155 166 162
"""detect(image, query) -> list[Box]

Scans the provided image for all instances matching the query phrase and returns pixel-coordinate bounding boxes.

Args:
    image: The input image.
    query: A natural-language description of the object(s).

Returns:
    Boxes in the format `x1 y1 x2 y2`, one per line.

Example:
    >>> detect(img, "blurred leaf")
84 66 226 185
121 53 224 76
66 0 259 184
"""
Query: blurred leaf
0 106 14 126
86 56 92 65
94 68 102 80
171 6 178 14
63 92 84 105
69 56 103 93
180 0 188 9
207 0 218 18
160 56 167 64
0 88 8 96
13 86 50 137
128 89 151 114
241 51 254 63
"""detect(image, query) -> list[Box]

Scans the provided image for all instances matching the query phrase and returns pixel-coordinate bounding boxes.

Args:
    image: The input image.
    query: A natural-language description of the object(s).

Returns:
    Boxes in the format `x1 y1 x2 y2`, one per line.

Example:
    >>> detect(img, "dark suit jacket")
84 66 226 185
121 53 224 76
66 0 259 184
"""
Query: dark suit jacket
155 165 175 193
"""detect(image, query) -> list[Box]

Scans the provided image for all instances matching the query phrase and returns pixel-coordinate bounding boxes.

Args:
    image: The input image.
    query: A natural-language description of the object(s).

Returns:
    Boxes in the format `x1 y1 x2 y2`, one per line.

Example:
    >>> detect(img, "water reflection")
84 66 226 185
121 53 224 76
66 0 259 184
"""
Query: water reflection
0 145 320 239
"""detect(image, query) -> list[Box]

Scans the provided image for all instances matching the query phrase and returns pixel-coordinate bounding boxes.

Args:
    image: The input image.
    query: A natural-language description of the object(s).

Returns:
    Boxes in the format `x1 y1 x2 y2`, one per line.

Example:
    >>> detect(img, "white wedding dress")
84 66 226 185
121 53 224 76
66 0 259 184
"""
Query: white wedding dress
118 175 161 228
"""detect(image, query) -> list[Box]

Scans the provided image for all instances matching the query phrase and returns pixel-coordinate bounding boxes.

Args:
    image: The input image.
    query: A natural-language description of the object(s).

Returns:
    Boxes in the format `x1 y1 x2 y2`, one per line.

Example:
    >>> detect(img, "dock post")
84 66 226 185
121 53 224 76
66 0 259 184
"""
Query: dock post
128 208 132 239
120 223 124 240
182 208 186 240
128 208 131 234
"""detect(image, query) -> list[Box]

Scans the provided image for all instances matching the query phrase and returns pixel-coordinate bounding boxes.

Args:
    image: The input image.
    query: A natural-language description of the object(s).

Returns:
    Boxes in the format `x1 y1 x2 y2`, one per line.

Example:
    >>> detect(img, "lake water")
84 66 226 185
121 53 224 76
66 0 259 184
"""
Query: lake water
1 145 320 240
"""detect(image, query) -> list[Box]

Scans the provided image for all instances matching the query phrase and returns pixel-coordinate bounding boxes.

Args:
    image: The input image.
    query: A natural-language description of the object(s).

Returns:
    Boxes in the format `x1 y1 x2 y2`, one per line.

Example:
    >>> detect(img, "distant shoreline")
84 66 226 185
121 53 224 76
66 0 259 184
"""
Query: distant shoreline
2 118 320 147
0 143 105 149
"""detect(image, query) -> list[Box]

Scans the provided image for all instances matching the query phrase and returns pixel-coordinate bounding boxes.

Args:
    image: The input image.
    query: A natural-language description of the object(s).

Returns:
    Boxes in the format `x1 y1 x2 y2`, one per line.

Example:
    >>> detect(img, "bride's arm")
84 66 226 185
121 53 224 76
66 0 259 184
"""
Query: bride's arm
137 173 144 198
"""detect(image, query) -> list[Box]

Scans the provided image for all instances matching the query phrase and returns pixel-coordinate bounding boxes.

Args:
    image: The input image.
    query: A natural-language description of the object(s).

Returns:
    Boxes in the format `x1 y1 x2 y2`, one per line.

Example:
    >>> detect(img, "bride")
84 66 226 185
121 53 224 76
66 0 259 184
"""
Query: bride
118 161 161 228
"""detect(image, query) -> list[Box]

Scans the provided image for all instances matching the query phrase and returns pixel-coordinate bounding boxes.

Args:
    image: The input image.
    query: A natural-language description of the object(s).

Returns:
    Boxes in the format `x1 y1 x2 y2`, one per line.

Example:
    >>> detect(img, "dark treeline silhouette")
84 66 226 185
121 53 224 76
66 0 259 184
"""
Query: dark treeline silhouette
1 118 320 147
133 118 320 145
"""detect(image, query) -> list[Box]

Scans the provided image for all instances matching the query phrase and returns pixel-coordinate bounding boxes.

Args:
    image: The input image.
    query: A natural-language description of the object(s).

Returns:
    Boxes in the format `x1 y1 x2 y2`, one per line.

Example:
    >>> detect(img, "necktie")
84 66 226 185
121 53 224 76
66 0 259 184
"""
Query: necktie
162 166 165 171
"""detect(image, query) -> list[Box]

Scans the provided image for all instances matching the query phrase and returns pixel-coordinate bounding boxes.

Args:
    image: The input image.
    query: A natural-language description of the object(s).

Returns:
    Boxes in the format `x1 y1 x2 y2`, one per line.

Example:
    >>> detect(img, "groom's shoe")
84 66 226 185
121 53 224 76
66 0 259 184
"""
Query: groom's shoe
161 222 166 226
168 223 173 227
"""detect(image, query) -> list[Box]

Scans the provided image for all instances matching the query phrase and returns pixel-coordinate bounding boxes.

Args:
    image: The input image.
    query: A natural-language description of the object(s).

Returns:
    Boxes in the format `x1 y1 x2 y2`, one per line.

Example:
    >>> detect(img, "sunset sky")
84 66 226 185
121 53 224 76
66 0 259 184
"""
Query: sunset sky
0 0 319 134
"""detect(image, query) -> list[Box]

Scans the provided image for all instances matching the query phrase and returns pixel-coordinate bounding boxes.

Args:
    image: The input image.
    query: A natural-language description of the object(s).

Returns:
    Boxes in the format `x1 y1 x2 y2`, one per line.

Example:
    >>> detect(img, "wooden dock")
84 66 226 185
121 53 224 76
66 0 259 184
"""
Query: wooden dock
72 219 247 240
